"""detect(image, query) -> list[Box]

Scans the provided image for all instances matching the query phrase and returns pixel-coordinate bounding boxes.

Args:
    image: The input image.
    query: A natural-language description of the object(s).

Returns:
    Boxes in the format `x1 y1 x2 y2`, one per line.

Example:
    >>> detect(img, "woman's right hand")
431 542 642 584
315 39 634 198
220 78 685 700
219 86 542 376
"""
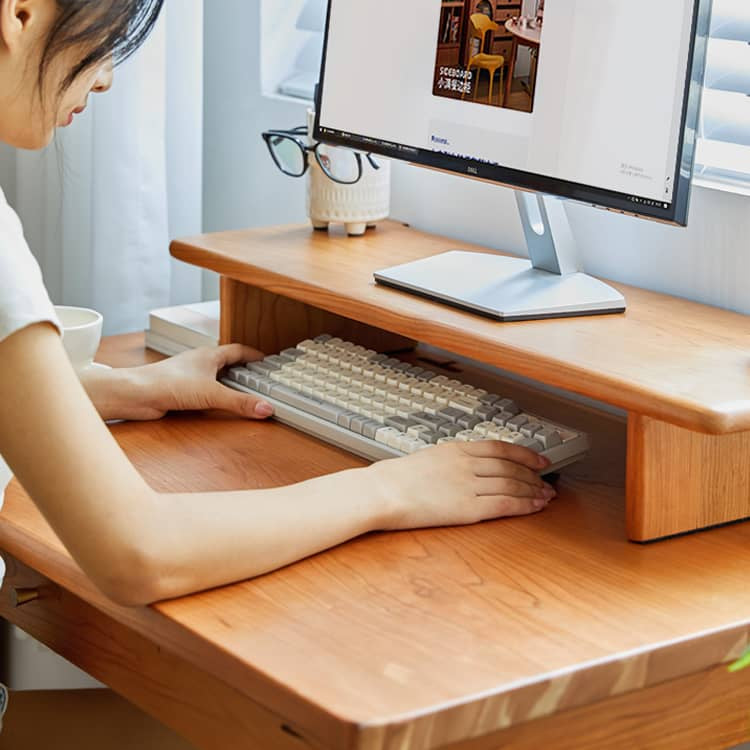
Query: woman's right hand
370 441 557 531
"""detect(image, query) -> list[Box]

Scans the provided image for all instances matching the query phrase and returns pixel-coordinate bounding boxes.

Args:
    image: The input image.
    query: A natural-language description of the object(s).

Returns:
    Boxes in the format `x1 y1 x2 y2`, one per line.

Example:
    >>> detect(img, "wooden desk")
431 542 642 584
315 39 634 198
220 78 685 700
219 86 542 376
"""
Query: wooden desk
2 334 750 750
3 219 750 749
171 221 750 542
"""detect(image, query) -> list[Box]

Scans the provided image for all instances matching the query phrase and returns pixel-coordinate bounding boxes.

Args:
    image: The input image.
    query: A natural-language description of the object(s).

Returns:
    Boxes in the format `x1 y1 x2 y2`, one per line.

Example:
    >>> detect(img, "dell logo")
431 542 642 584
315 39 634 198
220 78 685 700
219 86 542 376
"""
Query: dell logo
467 166 479 175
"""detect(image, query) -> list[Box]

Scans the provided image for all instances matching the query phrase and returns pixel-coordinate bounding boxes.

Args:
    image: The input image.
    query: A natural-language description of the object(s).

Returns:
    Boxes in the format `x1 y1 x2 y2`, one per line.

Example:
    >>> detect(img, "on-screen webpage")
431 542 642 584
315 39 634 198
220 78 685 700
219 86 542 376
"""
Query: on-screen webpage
319 0 696 206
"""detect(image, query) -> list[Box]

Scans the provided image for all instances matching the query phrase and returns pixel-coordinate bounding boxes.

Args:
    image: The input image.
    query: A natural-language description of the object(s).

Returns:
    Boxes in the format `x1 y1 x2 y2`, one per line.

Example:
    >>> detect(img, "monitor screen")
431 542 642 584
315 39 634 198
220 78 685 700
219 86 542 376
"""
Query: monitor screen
315 0 711 226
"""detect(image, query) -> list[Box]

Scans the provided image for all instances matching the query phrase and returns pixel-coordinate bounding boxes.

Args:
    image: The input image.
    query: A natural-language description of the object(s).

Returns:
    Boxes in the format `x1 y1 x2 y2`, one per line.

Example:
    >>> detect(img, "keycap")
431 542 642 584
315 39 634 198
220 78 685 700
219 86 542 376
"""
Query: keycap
453 384 475 395
364 421 384 440
385 416 417 432
438 407 465 423
514 437 544 452
337 411 359 430
249 361 275 376
439 424 463 437
521 421 543 438
495 399 520 416
268 385 344 423
350 415 369 435
449 396 481 414
476 404 499 421
407 424 432 439
264 355 287 369
506 414 530 431
412 413 449 431
255 379 273 395
473 421 494 437
227 367 250 385
433 390 452 406
375 426 400 447
535 428 563 449
405 438 429 453
457 414 482 430
398 377 419 392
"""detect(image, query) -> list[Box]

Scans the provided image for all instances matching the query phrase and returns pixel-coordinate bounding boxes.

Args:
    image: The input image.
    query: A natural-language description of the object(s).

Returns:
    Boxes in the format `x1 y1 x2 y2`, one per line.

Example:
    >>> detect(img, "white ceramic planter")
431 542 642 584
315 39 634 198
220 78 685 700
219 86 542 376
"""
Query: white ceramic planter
306 109 391 236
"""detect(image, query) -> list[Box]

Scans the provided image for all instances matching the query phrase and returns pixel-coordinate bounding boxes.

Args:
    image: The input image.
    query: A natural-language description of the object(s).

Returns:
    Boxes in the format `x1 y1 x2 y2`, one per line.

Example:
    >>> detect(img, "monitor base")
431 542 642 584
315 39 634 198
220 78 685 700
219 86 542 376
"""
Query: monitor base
374 251 626 321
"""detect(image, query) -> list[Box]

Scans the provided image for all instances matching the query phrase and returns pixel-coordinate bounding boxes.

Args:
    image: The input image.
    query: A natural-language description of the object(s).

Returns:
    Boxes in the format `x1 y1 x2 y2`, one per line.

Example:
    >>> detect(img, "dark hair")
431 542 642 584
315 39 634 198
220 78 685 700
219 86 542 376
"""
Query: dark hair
40 0 164 95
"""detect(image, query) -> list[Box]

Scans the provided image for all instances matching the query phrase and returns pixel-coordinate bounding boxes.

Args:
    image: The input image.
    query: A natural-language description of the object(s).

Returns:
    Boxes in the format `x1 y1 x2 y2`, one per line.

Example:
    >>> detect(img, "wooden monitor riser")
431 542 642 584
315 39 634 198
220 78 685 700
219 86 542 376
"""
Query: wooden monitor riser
171 221 750 541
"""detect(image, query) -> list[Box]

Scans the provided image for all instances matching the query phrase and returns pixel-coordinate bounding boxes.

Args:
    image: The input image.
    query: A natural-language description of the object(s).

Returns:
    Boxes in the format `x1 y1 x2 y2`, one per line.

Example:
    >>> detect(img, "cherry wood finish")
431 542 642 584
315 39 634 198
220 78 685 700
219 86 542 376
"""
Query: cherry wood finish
170 222 750 435
219 277 415 355
439 664 750 750
171 221 750 540
0 555 321 750
2 335 750 749
627 415 750 540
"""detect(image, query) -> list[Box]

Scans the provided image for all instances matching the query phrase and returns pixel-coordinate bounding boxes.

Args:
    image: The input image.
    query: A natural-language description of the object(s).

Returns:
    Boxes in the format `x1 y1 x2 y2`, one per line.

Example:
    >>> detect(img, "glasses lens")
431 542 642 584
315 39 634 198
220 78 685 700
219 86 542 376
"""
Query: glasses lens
268 135 306 176
316 143 361 184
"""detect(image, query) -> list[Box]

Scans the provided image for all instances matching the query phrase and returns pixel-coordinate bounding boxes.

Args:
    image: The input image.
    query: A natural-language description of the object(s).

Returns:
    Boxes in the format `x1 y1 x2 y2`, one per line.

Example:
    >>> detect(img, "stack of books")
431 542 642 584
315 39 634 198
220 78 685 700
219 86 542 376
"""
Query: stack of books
145 300 220 356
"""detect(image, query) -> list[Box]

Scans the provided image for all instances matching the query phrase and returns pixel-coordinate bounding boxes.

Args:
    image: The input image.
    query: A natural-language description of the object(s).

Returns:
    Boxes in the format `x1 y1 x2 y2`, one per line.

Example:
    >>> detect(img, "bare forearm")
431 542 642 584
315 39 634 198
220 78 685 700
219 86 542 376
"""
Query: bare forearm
142 465 391 602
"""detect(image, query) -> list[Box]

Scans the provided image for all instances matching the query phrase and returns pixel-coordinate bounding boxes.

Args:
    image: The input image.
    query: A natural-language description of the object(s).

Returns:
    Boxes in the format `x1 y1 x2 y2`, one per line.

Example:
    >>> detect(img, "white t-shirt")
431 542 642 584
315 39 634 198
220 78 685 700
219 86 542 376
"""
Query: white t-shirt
0 186 61 587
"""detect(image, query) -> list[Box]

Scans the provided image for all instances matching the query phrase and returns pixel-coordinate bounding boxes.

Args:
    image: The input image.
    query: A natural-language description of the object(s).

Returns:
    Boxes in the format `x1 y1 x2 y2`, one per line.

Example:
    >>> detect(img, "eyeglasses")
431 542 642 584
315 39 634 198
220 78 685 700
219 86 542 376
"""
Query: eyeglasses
262 126 380 185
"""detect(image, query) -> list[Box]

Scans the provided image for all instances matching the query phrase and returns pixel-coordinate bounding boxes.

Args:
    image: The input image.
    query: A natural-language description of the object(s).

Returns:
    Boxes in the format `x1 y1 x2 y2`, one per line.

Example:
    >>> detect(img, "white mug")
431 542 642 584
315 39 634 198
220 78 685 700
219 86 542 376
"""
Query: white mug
55 305 103 372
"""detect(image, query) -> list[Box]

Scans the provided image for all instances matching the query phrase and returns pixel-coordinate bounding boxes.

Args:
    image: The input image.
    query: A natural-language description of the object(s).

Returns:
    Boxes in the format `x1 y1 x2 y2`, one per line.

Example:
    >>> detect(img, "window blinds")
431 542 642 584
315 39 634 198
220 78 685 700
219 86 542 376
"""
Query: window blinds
278 0 325 101
695 0 750 188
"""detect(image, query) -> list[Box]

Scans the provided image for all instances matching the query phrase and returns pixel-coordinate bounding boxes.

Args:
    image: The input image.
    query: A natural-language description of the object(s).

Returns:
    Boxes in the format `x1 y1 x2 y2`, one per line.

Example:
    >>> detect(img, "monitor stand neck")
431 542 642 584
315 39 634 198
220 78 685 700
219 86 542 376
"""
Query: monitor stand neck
516 191 580 276
373 190 627 321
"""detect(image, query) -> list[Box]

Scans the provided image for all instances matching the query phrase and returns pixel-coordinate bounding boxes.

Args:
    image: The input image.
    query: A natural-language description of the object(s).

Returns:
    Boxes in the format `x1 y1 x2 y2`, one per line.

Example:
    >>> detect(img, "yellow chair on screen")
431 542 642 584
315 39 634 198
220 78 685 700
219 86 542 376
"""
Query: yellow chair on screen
462 13 505 106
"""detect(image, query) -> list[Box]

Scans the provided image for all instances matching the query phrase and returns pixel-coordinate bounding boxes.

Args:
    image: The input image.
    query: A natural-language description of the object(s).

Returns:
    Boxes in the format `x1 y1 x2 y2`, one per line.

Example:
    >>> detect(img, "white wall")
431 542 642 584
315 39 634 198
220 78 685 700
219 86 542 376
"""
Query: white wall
203 0 309 249
391 162 750 315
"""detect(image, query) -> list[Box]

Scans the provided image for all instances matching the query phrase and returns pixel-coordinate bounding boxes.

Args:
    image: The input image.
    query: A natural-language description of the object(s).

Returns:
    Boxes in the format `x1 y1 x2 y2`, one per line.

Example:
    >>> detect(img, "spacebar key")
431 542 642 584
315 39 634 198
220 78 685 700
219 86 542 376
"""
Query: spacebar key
268 385 343 422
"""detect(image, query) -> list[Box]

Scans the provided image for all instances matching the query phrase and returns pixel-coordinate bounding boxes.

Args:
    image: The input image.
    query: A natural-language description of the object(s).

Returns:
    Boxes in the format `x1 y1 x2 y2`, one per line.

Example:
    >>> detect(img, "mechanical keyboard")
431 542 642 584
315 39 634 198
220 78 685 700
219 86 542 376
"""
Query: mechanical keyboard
223 335 589 473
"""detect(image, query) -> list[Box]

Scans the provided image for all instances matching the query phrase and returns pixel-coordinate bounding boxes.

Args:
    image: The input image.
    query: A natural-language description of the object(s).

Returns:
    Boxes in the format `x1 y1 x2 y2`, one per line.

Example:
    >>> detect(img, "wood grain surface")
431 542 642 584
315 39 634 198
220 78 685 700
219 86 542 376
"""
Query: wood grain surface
220 277 415 354
0 555 323 750
171 221 750 435
2 336 750 749
627 415 750 540
437 662 750 750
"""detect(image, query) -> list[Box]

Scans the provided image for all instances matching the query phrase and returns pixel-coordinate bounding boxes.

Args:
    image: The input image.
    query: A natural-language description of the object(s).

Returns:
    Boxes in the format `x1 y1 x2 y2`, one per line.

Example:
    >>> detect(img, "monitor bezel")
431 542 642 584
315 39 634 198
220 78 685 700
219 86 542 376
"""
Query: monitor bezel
314 0 712 227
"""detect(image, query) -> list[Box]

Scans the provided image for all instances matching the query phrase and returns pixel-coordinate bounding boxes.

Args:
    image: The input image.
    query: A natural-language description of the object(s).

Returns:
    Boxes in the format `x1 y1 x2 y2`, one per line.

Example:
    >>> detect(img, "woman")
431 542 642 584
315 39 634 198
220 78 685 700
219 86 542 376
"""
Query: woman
0 0 555 743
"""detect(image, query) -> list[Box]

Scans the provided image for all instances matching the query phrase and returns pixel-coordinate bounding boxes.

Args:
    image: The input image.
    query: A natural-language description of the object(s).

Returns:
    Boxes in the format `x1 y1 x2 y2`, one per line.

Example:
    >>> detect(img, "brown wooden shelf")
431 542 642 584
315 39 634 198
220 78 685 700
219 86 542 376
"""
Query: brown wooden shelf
171 221 750 435
171 221 750 540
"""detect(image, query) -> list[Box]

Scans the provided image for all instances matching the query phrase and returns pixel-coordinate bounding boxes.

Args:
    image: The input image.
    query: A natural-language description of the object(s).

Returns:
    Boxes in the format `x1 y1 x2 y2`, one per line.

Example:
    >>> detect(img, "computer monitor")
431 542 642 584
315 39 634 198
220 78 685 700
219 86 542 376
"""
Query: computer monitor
314 0 712 321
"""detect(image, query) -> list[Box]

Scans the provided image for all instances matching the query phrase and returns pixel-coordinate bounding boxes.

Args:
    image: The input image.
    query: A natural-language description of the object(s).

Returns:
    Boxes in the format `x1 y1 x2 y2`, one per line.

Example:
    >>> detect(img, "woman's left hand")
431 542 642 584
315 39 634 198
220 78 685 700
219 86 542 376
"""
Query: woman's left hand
82 345 274 422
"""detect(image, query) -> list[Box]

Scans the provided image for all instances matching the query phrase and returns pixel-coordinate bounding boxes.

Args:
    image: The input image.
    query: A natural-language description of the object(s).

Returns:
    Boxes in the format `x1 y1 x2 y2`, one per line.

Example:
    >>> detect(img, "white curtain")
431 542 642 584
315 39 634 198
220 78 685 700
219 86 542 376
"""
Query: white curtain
0 1 205 335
